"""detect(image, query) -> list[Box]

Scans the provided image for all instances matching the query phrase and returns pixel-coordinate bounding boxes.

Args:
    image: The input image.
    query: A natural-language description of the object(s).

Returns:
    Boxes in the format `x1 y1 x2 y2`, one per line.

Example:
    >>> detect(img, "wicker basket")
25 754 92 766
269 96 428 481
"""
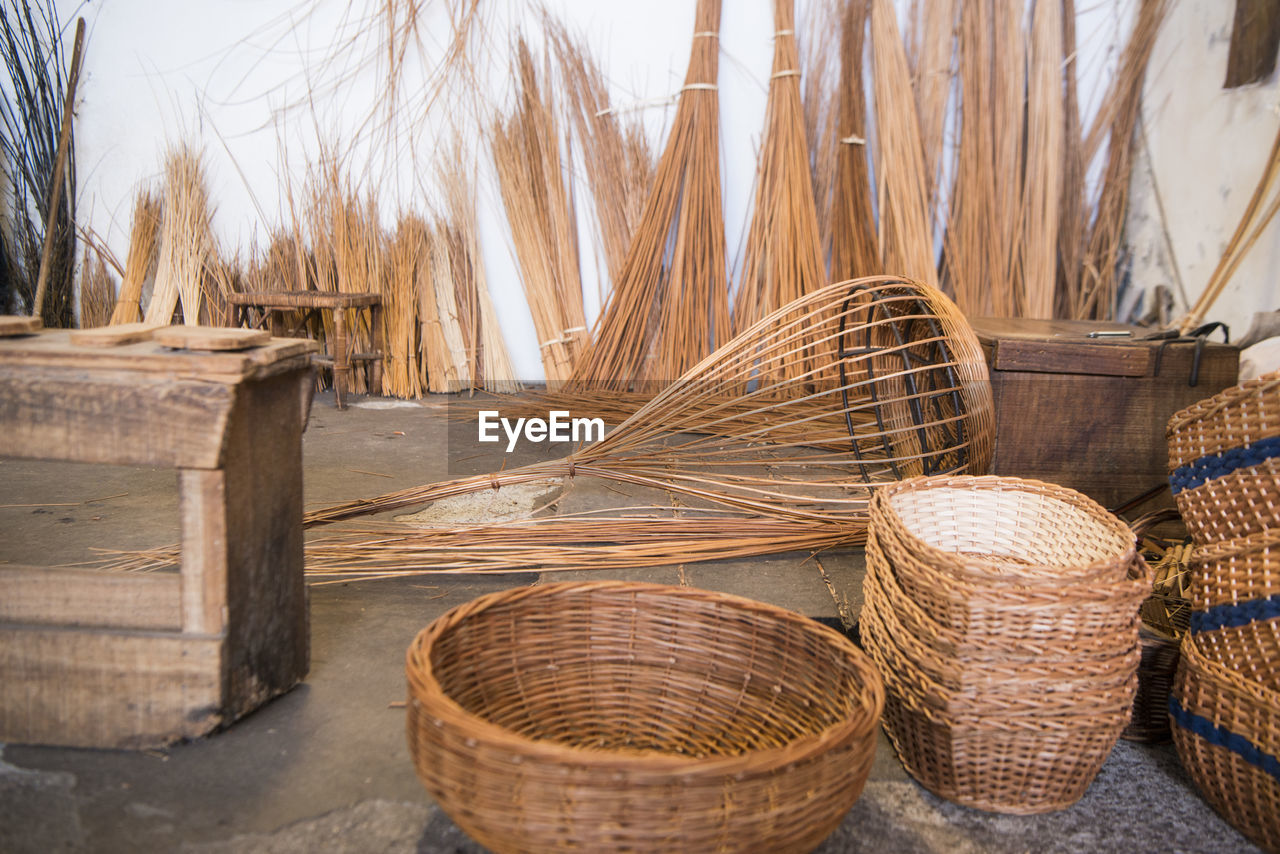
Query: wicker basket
1170 635 1280 853
1122 627 1182 743
1168 371 1280 544
405 581 884 854
1186 530 1280 692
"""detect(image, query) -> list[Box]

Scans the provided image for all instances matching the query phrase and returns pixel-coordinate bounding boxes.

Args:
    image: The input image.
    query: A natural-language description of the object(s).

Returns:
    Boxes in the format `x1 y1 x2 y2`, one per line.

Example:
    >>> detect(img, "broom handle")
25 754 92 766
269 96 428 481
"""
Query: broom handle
31 17 86 321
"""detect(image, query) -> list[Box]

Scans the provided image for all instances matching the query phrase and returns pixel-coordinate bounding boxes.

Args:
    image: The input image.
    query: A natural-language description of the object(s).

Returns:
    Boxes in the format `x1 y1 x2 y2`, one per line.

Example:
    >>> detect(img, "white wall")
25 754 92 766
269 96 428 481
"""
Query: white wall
1125 0 1279 338
63 0 1278 377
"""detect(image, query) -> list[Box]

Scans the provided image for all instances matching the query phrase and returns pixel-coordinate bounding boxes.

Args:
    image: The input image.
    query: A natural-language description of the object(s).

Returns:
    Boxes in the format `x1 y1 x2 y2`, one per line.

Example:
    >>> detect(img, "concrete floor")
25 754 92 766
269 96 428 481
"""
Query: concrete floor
0 391 1261 853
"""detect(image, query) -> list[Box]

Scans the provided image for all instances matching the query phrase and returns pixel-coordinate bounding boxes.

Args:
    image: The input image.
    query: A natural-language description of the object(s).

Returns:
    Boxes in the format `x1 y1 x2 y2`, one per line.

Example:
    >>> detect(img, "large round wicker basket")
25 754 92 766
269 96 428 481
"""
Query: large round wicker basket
405 581 884 854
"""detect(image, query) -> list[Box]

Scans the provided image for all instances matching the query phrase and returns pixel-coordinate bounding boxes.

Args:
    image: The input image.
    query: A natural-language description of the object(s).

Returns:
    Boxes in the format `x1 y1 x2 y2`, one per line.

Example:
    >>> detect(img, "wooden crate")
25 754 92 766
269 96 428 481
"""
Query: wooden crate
0 329 318 748
972 317 1239 512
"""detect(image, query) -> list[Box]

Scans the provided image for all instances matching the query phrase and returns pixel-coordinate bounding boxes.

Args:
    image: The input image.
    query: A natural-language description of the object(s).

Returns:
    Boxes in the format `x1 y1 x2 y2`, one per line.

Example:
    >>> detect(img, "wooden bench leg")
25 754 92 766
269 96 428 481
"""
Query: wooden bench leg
368 303 384 395
332 308 349 410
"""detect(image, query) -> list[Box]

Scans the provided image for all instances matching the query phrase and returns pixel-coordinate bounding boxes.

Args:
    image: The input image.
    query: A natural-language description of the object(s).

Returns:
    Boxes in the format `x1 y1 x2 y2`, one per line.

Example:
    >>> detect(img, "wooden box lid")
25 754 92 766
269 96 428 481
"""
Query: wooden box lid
971 317 1237 378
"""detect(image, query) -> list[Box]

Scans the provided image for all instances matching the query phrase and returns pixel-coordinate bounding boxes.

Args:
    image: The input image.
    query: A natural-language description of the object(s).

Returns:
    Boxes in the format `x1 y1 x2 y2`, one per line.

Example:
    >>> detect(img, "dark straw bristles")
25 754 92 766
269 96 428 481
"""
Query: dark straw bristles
491 37 588 385
732 0 827 338
869 0 936 286
108 189 161 325
569 0 729 391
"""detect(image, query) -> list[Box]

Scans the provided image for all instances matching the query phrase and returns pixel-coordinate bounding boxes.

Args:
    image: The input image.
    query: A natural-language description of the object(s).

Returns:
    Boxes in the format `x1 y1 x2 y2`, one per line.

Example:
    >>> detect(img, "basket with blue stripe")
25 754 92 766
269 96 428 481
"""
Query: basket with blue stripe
1170 634 1280 853
1167 371 1280 545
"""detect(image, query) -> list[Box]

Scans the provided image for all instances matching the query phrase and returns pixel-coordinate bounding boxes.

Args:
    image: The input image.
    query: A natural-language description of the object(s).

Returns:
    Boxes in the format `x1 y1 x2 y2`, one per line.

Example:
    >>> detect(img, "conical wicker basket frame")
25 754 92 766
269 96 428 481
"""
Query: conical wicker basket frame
1168 371 1280 544
309 277 993 528
405 581 884 854
1170 635 1280 852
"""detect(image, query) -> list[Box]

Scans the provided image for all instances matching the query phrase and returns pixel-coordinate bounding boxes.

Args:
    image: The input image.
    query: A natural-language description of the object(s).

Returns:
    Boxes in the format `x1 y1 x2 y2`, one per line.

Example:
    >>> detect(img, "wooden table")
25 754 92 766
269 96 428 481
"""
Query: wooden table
227 290 383 409
0 330 318 748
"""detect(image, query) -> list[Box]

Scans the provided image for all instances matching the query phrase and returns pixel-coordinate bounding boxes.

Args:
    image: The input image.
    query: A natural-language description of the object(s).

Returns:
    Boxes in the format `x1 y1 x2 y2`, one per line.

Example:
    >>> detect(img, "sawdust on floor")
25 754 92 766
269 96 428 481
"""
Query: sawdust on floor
392 480 563 525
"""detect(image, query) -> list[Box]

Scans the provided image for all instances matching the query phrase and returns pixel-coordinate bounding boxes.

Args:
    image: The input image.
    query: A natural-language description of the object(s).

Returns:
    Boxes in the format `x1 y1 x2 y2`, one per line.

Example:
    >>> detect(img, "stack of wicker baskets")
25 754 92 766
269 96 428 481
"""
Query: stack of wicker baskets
404 581 885 853
1167 370 1280 852
862 475 1148 814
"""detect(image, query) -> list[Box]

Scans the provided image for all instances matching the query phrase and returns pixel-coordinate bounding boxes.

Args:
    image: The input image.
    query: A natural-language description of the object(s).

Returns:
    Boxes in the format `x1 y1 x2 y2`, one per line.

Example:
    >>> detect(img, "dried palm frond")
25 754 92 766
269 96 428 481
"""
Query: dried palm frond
869 0 936 286
108 189 162 325
305 276 992 528
491 36 587 385
568 0 729 392
144 145 215 327
78 244 115 328
546 16 656 292
732 0 827 339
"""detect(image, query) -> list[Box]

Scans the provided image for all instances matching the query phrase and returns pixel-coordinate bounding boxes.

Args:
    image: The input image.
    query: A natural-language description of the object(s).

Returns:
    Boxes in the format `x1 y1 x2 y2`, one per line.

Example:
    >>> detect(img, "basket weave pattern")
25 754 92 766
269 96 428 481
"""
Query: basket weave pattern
405 581 884 854
863 475 1143 814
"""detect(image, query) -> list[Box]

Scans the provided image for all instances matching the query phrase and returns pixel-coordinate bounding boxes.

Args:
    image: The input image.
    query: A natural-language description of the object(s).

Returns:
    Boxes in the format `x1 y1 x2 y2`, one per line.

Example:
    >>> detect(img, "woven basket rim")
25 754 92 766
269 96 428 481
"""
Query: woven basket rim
1190 526 1280 562
874 475 1136 579
406 580 885 776
1167 370 1280 438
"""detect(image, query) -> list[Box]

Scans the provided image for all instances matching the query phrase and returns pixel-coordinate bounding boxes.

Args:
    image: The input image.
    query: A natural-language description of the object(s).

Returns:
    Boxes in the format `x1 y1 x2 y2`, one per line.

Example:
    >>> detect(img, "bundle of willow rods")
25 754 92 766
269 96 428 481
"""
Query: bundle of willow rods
569 0 729 392
384 216 424 398
828 0 878 282
306 276 992 527
1019 0 1064 319
907 0 957 218
108 189 161 325
491 37 588 385
869 0 935 286
732 0 826 340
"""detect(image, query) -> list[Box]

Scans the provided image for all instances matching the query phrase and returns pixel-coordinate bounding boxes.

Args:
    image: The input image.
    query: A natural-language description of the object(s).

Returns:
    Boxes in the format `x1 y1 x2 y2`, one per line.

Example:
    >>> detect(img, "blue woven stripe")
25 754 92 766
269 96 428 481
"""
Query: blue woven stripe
1168 694 1280 782
1191 595 1280 634
1170 435 1280 495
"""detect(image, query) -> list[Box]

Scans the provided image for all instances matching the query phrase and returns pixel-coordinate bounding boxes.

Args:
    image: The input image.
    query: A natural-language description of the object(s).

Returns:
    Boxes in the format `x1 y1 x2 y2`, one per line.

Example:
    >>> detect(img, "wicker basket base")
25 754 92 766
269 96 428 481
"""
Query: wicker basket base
881 692 1128 815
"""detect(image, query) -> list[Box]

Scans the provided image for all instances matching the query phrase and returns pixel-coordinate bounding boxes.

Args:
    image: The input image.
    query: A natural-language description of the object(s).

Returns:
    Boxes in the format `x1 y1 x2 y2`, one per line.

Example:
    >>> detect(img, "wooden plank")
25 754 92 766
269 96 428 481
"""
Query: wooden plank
0 368 234 468
0 315 41 336
0 627 223 749
69 322 163 347
972 316 1135 341
991 339 1151 376
154 326 271 351
0 565 181 631
0 330 317 382
180 469 229 636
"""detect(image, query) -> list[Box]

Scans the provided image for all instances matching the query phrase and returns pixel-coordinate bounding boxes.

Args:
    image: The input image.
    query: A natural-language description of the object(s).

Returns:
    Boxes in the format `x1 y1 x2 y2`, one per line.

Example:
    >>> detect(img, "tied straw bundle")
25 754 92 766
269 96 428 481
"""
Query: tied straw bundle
108 189 161 325
569 0 729 392
827 0 879 283
732 0 827 342
144 145 216 327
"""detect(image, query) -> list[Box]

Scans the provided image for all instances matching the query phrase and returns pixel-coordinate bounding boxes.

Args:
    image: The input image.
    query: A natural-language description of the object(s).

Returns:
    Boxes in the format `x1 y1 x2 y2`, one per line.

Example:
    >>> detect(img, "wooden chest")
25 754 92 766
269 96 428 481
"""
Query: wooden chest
971 317 1239 513
0 329 317 748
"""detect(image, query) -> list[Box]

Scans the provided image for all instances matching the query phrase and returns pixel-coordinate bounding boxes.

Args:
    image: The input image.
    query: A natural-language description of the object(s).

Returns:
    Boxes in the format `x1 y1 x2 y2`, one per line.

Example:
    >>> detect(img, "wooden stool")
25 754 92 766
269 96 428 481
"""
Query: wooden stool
0 329 317 748
227 290 384 409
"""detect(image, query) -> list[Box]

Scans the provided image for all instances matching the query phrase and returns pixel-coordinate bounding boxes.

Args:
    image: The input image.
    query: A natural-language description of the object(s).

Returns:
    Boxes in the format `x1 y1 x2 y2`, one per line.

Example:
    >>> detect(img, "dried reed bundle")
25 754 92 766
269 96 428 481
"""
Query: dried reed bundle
428 221 471 390
385 216 424 398
546 17 656 290
907 0 957 215
437 141 519 392
144 145 214 326
869 0 936 285
568 0 729 391
402 215 455 394
829 0 879 282
799 0 842 266
1178 123 1280 334
1057 0 1086 318
732 0 827 338
1072 0 1167 320
108 189 161 325
944 0 1025 317
1018 0 1064 319
78 245 115 328
307 157 385 393
305 277 992 529
491 37 587 384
